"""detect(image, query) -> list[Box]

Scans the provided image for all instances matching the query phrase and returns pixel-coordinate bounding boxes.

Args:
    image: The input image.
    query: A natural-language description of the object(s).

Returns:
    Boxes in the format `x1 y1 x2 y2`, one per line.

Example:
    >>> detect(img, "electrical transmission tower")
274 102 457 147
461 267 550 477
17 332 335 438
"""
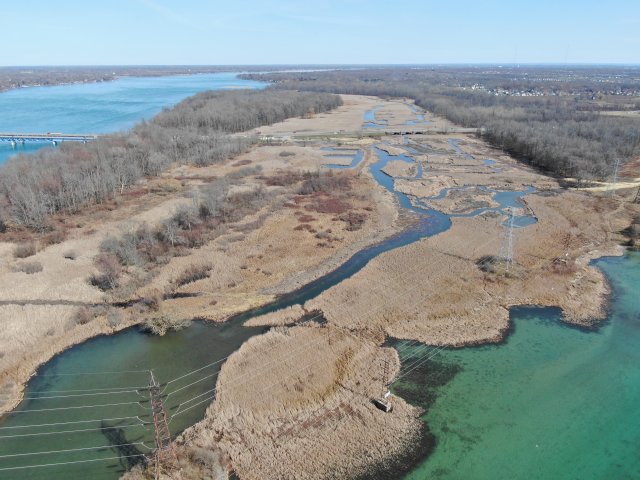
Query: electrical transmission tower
607 158 621 197
149 371 177 479
380 357 390 398
499 207 515 271
373 357 393 412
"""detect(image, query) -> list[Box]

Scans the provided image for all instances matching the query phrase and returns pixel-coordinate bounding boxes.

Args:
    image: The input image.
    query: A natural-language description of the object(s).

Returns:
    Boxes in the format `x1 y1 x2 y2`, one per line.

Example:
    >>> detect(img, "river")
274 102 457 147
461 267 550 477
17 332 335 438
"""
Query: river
0 72 266 165
0 82 637 479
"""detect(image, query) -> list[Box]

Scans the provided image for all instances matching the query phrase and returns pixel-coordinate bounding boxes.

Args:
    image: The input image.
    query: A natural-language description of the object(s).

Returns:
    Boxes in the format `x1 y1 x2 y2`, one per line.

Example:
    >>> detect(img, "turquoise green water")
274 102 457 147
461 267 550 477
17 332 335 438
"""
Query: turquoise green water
399 251 640 480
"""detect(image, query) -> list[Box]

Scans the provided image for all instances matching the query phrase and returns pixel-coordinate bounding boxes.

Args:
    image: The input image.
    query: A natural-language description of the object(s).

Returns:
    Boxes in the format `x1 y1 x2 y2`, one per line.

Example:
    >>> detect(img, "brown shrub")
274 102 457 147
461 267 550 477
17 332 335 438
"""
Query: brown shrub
551 258 578 275
107 309 123 328
299 170 350 195
233 159 252 166
294 223 314 232
308 197 351 215
174 264 212 287
42 229 66 246
297 214 316 223
90 253 122 291
141 292 162 311
142 315 191 336
339 211 367 231
16 261 43 274
264 171 304 186
180 224 208 248
73 307 94 326
14 242 36 258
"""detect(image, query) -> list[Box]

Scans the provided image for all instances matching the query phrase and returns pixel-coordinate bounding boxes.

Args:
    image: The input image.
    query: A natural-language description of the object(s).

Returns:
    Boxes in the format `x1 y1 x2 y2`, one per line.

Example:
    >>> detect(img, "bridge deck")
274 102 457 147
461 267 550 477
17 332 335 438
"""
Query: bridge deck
0 132 99 142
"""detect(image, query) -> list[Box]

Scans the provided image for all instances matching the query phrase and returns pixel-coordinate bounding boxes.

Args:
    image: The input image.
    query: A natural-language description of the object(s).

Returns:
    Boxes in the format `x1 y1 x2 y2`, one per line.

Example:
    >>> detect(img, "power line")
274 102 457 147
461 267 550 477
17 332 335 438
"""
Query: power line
174 201 503 412
162 357 228 390
0 422 147 440
0 385 149 397
2 140 520 474
2 388 147 403
5 400 150 415
167 388 216 421
0 441 152 459
0 415 144 431
0 453 148 472
170 395 216 420
164 372 217 399
30 369 150 377
394 346 447 383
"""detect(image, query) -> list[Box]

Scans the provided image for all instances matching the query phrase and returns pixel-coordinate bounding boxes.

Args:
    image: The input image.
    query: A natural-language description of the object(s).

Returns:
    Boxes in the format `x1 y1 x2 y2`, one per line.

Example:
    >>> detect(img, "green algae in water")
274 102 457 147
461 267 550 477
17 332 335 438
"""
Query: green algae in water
401 251 640 480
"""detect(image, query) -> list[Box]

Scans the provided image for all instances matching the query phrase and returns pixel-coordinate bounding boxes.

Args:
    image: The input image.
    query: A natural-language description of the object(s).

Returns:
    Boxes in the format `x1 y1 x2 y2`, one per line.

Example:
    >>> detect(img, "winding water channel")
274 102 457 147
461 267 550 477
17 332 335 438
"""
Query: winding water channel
0 83 637 479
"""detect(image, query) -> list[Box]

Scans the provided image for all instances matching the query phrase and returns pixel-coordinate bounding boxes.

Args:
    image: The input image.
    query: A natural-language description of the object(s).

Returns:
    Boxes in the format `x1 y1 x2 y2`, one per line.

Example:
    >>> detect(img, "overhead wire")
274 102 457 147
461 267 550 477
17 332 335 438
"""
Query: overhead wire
0 415 146 431
0 441 153 459
0 422 148 440
2 139 518 472
0 453 149 472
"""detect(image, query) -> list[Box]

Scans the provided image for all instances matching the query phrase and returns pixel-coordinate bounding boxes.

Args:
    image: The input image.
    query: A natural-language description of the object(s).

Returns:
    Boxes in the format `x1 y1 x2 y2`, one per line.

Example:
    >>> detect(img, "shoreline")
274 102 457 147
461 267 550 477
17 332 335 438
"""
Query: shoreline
0 68 263 94
0 92 638 479
390 251 638 479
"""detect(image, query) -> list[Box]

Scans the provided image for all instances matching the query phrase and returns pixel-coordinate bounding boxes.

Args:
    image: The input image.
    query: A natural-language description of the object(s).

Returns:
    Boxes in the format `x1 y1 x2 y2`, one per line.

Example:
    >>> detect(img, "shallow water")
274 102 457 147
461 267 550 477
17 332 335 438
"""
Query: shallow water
1 124 623 479
321 148 365 169
399 251 640 480
362 105 388 129
0 320 265 479
0 145 453 478
0 73 265 164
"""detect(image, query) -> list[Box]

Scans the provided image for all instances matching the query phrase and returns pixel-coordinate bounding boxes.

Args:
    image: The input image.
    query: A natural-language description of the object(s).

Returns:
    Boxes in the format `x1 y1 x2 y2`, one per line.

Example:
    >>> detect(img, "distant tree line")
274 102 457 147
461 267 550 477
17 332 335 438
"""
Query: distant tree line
0 65 331 92
0 89 342 230
243 68 640 181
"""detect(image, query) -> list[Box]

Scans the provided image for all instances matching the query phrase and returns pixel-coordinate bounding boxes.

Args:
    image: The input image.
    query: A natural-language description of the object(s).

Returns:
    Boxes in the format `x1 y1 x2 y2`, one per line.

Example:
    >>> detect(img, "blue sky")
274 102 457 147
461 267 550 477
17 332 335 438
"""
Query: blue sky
1 0 638 65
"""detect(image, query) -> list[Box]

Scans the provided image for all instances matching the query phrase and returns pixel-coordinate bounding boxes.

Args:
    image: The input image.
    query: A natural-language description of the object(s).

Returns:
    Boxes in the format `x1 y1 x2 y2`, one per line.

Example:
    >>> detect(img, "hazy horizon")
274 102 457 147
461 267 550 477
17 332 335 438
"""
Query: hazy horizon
2 63 640 68
1 0 638 66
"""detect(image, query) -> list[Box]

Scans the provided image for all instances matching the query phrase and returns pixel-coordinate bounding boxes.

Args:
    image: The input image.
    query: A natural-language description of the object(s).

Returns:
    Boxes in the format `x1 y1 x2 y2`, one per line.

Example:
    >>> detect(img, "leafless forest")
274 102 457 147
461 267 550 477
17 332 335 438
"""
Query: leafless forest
243 67 640 180
0 89 341 230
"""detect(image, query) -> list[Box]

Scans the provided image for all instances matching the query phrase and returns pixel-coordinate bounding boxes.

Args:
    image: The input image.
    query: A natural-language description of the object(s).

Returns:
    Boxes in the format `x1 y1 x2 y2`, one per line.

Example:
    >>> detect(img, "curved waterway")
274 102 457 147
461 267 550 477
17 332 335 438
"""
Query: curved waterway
0 72 265 164
0 138 634 479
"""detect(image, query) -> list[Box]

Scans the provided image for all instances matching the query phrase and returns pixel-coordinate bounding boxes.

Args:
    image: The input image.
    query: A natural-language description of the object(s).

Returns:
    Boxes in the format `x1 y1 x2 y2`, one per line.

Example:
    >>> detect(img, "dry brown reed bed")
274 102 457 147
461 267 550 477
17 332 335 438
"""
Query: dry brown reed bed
243 305 306 327
179 325 422 480
0 102 402 415
307 189 634 349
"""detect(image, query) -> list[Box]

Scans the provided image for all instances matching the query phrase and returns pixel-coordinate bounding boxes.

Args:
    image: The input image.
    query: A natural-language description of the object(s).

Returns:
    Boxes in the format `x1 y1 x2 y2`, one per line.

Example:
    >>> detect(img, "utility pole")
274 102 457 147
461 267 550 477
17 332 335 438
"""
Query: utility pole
149 371 177 479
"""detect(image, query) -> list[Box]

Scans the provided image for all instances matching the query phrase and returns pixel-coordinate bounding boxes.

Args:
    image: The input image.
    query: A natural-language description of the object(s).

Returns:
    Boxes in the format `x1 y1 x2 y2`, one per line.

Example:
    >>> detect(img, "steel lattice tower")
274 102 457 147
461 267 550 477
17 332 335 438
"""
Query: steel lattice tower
149 371 177 479
499 207 515 271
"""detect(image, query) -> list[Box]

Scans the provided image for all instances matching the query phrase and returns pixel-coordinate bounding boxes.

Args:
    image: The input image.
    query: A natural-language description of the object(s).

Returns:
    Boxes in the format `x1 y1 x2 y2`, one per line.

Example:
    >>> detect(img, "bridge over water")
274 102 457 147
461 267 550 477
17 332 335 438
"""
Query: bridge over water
0 132 99 144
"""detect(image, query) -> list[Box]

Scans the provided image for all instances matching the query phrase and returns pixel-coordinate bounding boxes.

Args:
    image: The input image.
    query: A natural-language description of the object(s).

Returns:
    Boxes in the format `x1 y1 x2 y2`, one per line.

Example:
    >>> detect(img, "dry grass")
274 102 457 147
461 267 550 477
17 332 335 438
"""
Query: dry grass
243 305 306 327
0 95 402 419
179 325 423 480
307 188 634 349
13 242 36 258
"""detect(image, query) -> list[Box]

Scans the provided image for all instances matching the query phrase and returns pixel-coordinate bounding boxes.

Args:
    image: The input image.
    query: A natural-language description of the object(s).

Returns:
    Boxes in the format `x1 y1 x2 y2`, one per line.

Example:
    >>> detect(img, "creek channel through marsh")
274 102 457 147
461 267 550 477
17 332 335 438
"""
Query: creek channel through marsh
0 121 637 478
